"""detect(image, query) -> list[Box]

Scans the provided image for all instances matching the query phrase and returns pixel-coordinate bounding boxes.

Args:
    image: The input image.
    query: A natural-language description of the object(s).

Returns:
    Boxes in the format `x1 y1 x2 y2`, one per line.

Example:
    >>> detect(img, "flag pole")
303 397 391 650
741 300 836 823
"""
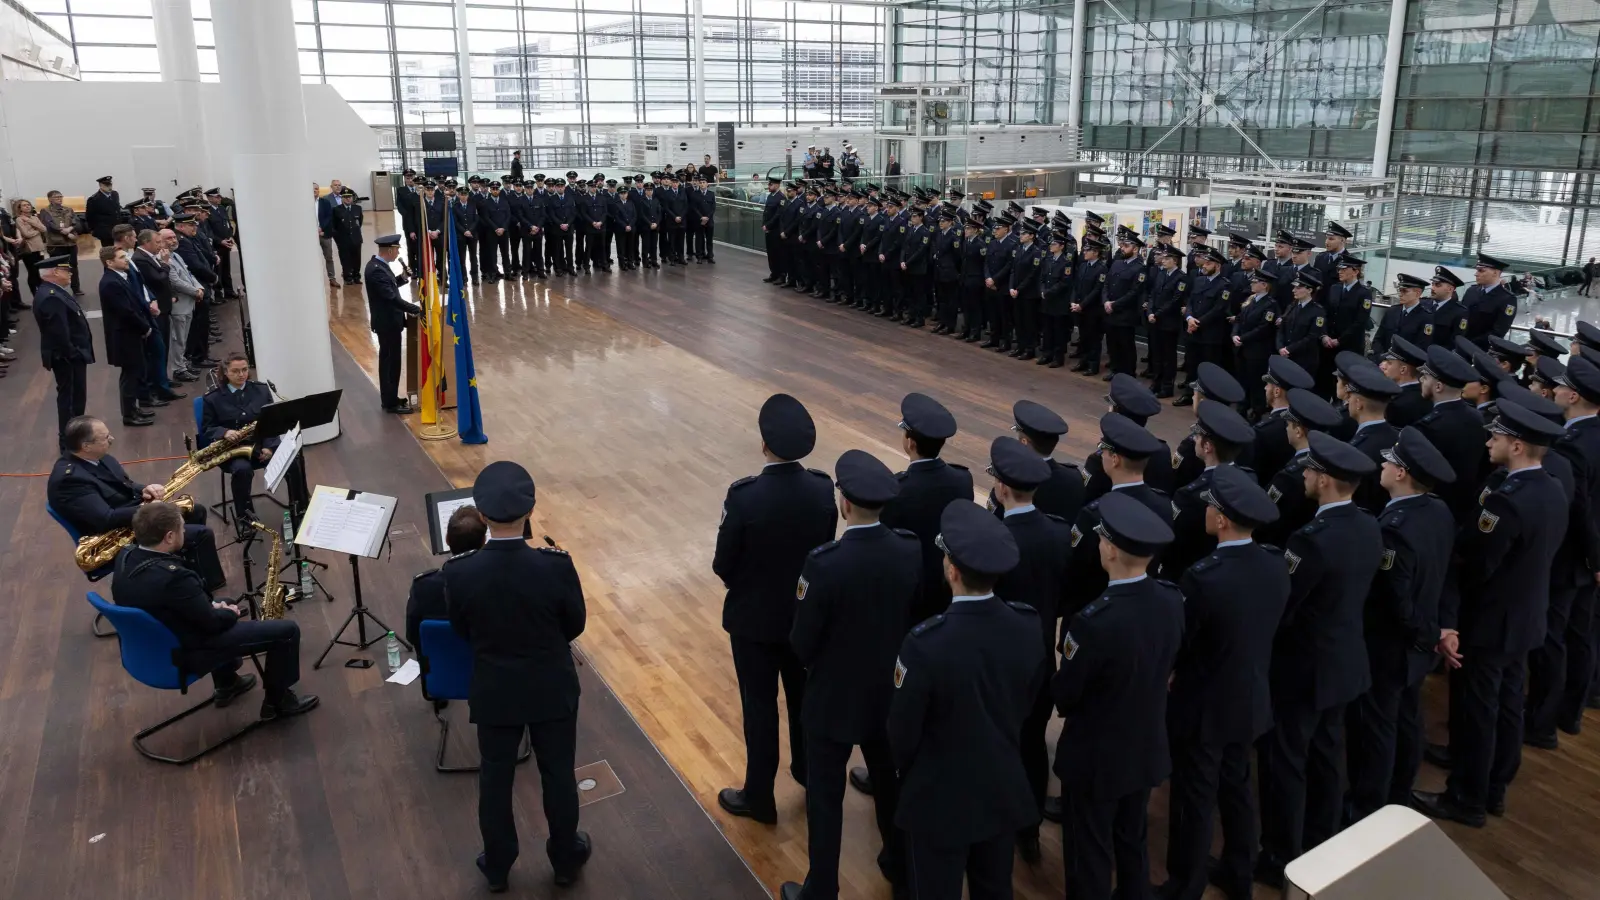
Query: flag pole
417 189 457 442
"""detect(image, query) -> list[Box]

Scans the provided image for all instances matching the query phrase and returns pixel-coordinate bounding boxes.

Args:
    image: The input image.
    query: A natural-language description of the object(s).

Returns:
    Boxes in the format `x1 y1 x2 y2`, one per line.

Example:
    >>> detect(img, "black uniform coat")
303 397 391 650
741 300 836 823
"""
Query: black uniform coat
1064 484 1171 615
1103 256 1147 327
1253 408 1293 487
1429 297 1468 345
889 596 1046 846
1555 416 1600 583
1164 467 1231 577
1054 577 1186 798
177 233 217 285
1274 502 1383 710
1386 382 1431 429
1462 282 1517 347
1008 240 1042 297
932 226 962 282
1147 265 1187 331
1036 458 1087 523
112 545 237 648
984 232 1016 286
901 222 932 274
960 233 989 288
791 524 921 743
1445 466 1567 654
881 459 974 625
1367 493 1454 686
1082 448 1177 503
1232 292 1280 358
1277 298 1327 376
444 541 586 725
364 256 422 332
1186 273 1233 345
1073 257 1107 313
1371 302 1432 359
1039 249 1074 315
713 462 838 642
1413 398 1488 524
995 508 1074 660
1349 420 1401 513
1257 451 1315 547
1171 540 1291 744
200 381 281 455
47 454 146 535
133 248 174 316
1325 280 1373 356
85 188 122 242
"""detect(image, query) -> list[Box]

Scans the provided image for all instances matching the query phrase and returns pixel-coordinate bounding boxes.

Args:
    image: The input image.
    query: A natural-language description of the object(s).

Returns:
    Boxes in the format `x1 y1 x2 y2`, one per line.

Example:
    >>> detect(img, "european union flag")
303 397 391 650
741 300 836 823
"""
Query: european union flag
445 210 488 444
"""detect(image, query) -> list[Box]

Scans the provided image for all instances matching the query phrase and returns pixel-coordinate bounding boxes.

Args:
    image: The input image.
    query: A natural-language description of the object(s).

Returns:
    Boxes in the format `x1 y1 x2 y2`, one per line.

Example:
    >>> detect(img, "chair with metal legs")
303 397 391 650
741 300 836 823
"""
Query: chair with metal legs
47 503 116 638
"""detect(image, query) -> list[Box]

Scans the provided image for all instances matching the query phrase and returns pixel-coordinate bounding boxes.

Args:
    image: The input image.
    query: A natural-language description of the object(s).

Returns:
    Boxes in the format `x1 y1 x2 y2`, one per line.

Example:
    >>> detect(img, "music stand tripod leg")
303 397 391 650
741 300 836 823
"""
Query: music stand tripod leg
313 555 412 669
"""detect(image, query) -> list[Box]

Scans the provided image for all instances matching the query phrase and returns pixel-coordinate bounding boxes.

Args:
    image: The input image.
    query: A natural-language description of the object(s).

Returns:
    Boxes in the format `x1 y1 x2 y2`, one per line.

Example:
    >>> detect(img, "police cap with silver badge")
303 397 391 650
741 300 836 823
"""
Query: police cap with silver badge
1496 382 1563 423
1266 356 1315 391
473 460 536 522
937 500 1020 576
1093 491 1174 558
1487 395 1563 446
374 234 403 247
1201 463 1280 529
1294 268 1324 291
1382 426 1455 488
1336 352 1401 399
1285 388 1343 431
1098 412 1163 460
1108 373 1161 421
1012 399 1067 438
1487 335 1531 363
1394 272 1428 291
1384 335 1428 367
900 392 958 440
1476 253 1510 272
1431 266 1465 288
1526 330 1564 359
1531 355 1567 389
758 393 816 461
1194 401 1254 447
1305 431 1377 481
40 252 74 269
1557 354 1600 405
1326 221 1353 239
1421 343 1479 388
988 436 1051 491
1194 361 1245 404
1336 252 1366 270
835 449 899 507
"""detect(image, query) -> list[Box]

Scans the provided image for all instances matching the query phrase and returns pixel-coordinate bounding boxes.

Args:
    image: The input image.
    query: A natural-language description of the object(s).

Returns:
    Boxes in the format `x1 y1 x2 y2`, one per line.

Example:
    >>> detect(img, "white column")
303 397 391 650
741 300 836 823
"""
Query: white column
1371 0 1408 179
691 0 706 129
212 0 339 443
1066 0 1087 145
453 0 477 171
152 0 214 188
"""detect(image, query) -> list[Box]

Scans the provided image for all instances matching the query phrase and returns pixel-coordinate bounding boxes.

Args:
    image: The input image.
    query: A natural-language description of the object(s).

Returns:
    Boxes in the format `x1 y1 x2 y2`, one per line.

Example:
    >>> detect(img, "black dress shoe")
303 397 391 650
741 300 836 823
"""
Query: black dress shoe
1524 730 1559 751
212 672 258 708
142 397 171 408
123 415 155 427
780 881 802 900
1559 717 1582 736
1041 795 1062 823
762 275 778 283
1083 365 1101 376
1172 395 1194 407
993 343 1012 354
1035 355 1052 366
1488 794 1506 817
965 336 981 343
1588 692 1600 710
1101 371 1115 381
384 402 415 415
1048 360 1064 369
1017 833 1041 863
980 340 999 348
475 853 508 893
849 766 873 795
1411 789 1485 828
260 689 319 720
1018 349 1036 361
159 389 188 401
1252 860 1286 889
552 832 592 886
1424 741 1452 769
1206 858 1252 900
717 788 777 824
172 370 199 382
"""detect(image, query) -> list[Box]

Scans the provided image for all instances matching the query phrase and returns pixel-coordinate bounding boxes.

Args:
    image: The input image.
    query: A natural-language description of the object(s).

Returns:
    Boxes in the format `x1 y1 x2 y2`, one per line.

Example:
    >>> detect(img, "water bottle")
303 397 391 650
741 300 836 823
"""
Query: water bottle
385 631 402 673
281 510 294 542
299 560 315 599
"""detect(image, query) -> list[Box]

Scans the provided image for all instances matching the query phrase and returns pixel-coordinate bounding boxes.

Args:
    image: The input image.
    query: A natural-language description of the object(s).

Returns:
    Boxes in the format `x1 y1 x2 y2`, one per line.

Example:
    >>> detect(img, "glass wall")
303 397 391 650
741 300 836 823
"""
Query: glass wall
894 0 1072 125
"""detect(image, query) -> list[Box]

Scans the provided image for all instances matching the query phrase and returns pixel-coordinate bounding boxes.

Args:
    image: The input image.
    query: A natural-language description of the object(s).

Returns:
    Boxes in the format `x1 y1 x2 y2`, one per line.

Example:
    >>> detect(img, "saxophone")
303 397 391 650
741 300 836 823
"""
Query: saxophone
74 422 260 572
250 519 289 619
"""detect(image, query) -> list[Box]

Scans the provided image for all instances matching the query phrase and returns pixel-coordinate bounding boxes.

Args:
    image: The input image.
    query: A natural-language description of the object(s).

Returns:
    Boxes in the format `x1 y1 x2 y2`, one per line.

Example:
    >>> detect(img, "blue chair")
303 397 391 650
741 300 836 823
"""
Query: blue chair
418 619 530 773
85 591 265 765
194 396 233 525
48 503 116 638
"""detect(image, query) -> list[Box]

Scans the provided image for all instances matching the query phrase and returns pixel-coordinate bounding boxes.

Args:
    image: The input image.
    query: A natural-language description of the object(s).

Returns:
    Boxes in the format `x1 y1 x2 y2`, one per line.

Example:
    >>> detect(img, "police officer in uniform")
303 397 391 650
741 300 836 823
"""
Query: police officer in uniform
33 253 94 446
985 437 1074 862
1253 356 1316 487
443 462 591 891
782 451 918 900
1256 433 1382 888
980 216 1017 351
1414 400 1566 826
1161 465 1287 900
715 394 837 823
1256 388 1343 548
1165 401 1255 578
1102 231 1148 378
1146 244 1188 396
405 503 485 652
1006 220 1043 359
1462 253 1517 348
1549 359 1600 735
1336 354 1402 513
1232 268 1281 419
889 501 1045 900
996 400 1085 523
1317 253 1373 396
1063 413 1174 622
1084 376 1177 500
1055 493 1183 900
1414 344 1490 525
958 214 989 341
1345 428 1455 823
879 393 973 629
365 234 423 415
200 352 281 530
1172 362 1252 481
1380 336 1432 429
1276 269 1327 381
1371 273 1433 357
1178 247 1234 401
1036 228 1074 363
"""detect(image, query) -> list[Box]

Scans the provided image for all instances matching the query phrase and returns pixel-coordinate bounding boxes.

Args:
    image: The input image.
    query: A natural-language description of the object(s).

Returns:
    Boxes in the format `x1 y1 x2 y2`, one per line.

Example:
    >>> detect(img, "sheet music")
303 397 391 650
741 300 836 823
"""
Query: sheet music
264 425 301 493
434 496 477 547
296 486 397 558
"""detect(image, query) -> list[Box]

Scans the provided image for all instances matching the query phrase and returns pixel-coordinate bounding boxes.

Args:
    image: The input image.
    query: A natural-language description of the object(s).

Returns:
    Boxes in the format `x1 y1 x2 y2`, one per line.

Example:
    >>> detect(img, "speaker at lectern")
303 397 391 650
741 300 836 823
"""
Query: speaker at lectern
1283 806 1508 900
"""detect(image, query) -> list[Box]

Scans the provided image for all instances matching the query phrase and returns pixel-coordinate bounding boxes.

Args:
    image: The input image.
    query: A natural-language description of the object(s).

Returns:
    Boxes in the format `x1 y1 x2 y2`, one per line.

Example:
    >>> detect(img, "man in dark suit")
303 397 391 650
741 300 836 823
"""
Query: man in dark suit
113 502 314 718
173 212 219 371
1161 465 1287 900
1102 231 1148 378
33 254 94 446
85 175 121 245
890 500 1044 900
691 175 716 263
781 451 919 900
365 235 423 414
761 177 786 283
97 247 155 426
714 394 838 823
132 229 177 382
1415 401 1567 827
451 185 481 282
1257 434 1382 888
200 353 281 529
1055 492 1183 900
406 504 486 652
48 415 224 588
443 461 592 892
395 169 424 274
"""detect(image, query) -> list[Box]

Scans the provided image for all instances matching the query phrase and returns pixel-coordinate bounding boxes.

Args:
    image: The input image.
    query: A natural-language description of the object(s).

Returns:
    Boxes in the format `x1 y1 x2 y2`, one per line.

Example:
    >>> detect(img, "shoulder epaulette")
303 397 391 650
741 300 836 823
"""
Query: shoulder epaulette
1078 598 1109 618
1191 555 1218 574
1055 459 1080 471
1155 578 1180 590
948 462 969 471
1299 517 1329 535
538 545 570 556
1005 600 1038 615
807 467 833 480
1500 478 1524 495
895 470 909 480
729 474 758 490
1044 513 1067 524
442 549 478 565
891 527 917 540
1386 508 1407 528
1258 543 1282 555
910 614 946 636
809 539 840 556
412 567 441 582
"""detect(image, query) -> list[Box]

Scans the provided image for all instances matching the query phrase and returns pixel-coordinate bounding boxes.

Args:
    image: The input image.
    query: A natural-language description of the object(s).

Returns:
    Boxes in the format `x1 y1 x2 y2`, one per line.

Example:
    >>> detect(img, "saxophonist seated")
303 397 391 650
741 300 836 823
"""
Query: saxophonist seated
201 352 280 535
406 503 487 653
48 415 225 590
113 502 318 720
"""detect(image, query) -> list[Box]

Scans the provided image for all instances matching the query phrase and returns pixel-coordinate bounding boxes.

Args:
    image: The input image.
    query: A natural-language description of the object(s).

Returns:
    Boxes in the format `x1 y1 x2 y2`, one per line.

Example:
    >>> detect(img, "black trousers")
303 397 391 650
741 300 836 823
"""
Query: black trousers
496 230 515 275
1445 649 1525 812
1077 311 1104 366
882 262 901 314
960 282 984 336
523 229 544 274
1528 582 1580 738
476 227 500 278
185 297 211 363
668 227 686 262
934 279 959 330
903 272 929 319
1237 351 1271 416
375 326 403 409
855 256 876 307
476 716 583 882
182 617 301 698
50 360 86 445
641 229 659 264
335 238 361 281
693 220 715 260
813 248 831 295
729 636 806 807
906 830 1013 900
1105 322 1137 374
1063 788 1152 900
215 245 236 296
765 230 783 278
1560 586 1598 728
574 227 588 270
1018 685 1052 842
587 229 608 269
1148 327 1181 388
1347 653 1426 822
801 731 903 898
1260 699 1346 870
831 255 852 300
116 363 143 419
546 228 571 273
1013 295 1039 350
1166 735 1256 900
507 226 522 272
221 456 267 520
1041 314 1071 361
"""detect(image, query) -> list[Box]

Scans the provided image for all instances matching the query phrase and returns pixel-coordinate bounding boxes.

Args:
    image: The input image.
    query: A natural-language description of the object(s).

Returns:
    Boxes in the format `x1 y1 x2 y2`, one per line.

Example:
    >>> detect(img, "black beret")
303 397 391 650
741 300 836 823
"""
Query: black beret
1194 361 1244 404
473 460 536 521
1194 401 1254 446
1526 330 1565 359
1326 220 1353 239
1305 431 1377 481
1531 355 1567 388
900 392 958 440
1108 373 1161 421
1382 426 1456 487
759 393 816 460
937 500 1020 576
1558 355 1600 405
988 436 1051 491
1285 388 1343 432
1420 344 1479 388
1384 335 1428 368
1336 353 1400 399
374 233 403 247
1098 412 1163 459
1431 266 1465 288
1093 491 1174 558
1487 395 1563 445
1202 463 1280 529
1577 321 1600 352
835 449 898 507
1476 253 1510 271
1266 356 1315 391
1013 400 1067 437
1394 272 1429 291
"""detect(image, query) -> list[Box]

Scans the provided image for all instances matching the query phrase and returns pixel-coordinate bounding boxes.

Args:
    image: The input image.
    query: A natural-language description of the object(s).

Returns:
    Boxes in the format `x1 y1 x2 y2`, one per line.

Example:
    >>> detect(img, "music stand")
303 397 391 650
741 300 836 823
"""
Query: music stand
299 485 406 668
255 390 342 600
424 488 531 555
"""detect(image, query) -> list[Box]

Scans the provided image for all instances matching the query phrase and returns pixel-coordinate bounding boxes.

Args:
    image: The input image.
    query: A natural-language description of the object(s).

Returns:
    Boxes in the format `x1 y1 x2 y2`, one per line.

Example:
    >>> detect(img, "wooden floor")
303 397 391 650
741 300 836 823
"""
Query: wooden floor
0 259 766 900
322 218 1600 900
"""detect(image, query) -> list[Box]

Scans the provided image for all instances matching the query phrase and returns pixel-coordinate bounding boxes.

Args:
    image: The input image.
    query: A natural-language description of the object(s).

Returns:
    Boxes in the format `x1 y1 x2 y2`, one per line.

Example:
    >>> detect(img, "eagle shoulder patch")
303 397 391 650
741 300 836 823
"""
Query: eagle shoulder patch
1424 323 1434 335
1316 316 1325 327
1070 525 1083 547
1062 632 1080 660
1178 282 1187 291
1505 305 1515 316
1380 548 1395 571
1363 299 1371 309
797 576 809 600
1284 549 1301 574
1034 257 1040 266
1222 291 1230 300
1478 486 1490 505
1478 510 1500 533
1265 310 1275 321
1267 484 1282 502
894 657 907 688
1459 319 1467 329
1100 274 1106 282
1138 272 1146 282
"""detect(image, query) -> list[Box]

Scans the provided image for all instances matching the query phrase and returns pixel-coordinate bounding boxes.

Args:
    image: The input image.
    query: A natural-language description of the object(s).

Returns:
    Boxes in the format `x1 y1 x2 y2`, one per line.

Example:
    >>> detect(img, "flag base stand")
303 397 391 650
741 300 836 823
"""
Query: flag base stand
418 422 458 442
